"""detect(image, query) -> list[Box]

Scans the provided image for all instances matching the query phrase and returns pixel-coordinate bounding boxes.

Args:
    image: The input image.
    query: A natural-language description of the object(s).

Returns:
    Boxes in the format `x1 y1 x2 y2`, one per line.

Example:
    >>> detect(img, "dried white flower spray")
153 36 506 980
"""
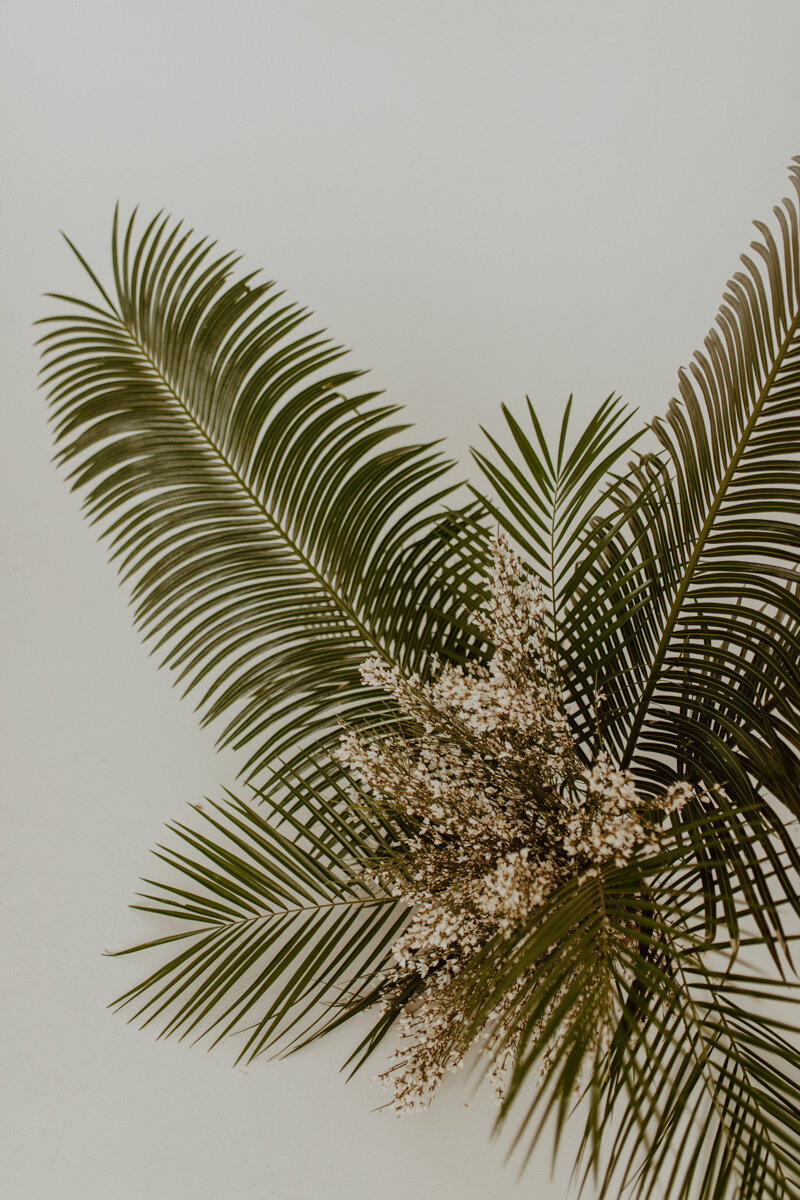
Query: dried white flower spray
338 535 692 1112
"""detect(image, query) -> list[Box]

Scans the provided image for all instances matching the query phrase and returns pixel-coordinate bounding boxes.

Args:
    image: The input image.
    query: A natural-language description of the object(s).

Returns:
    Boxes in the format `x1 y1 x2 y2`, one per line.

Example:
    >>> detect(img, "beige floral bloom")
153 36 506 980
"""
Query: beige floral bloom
338 534 693 1111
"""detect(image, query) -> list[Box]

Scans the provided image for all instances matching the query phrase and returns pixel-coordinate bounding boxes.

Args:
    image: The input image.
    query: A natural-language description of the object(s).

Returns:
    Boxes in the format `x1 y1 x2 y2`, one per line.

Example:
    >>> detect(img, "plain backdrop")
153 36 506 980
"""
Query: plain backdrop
4 3 800 1198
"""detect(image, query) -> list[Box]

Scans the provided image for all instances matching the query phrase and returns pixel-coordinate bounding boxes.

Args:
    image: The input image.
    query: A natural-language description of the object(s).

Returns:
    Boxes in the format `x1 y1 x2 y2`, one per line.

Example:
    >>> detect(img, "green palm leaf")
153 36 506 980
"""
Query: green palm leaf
554 162 800 808
460 162 800 1196
38 209 488 781
40 164 800 1200
449 809 800 1200
109 764 408 1059
587 884 800 1200
471 392 648 748
474 163 800 955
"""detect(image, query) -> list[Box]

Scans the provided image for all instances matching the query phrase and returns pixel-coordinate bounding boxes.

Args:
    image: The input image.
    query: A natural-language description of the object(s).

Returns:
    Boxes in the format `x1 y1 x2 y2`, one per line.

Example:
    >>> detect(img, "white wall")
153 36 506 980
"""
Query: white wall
4 2 800 1197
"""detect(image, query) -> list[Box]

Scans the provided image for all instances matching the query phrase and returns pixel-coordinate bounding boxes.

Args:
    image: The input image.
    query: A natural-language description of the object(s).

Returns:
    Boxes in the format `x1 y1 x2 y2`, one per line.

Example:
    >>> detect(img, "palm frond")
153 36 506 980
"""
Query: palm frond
608 164 800 799
450 808 800 1200
38 209 488 781
471 392 648 749
41 165 800 1200
474 162 800 954
586 896 800 1200
109 766 407 1060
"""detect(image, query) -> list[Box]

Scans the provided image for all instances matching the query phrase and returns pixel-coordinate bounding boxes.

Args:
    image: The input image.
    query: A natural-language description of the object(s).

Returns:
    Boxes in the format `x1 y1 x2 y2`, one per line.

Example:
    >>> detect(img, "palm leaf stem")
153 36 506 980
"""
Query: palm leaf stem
129 895 393 924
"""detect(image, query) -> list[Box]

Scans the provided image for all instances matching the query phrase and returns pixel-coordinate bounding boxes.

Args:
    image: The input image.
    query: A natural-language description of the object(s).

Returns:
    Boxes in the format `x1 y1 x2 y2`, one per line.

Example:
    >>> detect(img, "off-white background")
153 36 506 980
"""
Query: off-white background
4 3 800 1198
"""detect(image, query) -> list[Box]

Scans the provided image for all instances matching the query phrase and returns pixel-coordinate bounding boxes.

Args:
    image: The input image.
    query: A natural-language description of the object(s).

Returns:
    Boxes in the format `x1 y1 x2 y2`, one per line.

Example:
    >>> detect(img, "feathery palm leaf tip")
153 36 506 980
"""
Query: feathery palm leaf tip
39 155 800 1199
37 206 488 782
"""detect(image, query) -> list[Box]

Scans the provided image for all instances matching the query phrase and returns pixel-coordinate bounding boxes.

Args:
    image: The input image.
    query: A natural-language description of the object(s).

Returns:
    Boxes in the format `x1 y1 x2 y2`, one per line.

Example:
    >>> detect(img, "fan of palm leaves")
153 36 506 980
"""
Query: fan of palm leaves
38 209 488 780
38 160 800 1199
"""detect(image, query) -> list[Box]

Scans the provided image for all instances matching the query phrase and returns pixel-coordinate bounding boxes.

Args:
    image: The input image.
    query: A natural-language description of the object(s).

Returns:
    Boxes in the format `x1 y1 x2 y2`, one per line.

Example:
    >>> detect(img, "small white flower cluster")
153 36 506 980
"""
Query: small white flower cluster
338 535 693 1112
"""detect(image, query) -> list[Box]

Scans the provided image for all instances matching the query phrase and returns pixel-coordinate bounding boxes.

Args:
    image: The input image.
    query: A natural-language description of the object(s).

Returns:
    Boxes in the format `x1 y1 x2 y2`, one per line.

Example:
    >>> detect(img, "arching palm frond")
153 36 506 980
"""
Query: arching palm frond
450 807 800 1200
109 763 408 1061
118 772 800 1199
474 401 799 958
582 857 800 1200
37 210 488 781
474 162 800 956
603 165 800 957
613 166 800 792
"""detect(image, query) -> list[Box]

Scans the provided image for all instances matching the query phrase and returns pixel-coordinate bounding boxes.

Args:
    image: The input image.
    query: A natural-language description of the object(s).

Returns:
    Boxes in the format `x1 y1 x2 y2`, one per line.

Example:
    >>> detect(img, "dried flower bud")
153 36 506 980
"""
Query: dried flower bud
338 535 697 1111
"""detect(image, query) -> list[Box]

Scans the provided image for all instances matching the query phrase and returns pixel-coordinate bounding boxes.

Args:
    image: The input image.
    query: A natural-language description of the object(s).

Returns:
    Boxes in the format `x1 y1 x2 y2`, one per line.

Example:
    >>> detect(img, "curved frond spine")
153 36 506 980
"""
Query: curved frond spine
39 211 489 781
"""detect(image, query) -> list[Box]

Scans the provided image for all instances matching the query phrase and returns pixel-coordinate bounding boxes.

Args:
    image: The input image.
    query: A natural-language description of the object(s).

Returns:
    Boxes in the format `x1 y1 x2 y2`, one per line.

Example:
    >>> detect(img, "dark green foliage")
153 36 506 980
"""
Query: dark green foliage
109 772 408 1061
39 162 800 1198
38 209 488 780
